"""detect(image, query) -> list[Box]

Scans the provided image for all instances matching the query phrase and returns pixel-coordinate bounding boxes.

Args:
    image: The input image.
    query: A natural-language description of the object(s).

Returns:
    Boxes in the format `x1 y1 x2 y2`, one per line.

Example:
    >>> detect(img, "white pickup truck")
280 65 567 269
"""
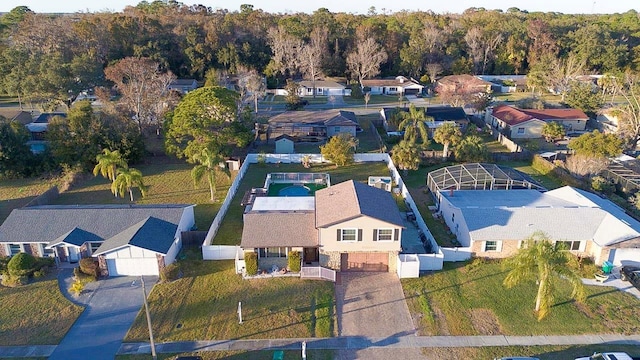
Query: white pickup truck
575 352 634 360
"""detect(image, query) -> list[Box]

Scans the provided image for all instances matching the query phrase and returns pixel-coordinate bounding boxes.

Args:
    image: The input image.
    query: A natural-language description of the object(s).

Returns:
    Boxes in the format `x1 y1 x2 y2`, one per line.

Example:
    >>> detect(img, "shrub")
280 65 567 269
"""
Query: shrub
1 273 28 287
69 279 84 297
33 269 47 278
79 258 99 278
288 251 301 272
160 263 181 282
0 257 9 272
7 253 36 276
591 176 614 194
244 252 258 276
350 84 363 99
73 266 96 283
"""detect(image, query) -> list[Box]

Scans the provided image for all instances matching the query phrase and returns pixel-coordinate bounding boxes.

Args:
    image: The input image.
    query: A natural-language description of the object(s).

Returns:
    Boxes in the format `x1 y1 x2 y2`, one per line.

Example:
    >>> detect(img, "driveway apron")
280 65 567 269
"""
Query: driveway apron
335 272 424 360
49 275 155 360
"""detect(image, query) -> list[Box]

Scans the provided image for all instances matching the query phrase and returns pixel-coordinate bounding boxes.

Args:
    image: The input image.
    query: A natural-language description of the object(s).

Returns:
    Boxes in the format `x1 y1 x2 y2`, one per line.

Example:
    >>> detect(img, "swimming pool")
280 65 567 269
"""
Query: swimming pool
278 185 311 196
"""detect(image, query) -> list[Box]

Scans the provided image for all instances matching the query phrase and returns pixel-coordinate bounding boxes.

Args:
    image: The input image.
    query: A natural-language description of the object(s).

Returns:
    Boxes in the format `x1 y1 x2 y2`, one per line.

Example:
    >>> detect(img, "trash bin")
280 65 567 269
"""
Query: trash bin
602 261 614 274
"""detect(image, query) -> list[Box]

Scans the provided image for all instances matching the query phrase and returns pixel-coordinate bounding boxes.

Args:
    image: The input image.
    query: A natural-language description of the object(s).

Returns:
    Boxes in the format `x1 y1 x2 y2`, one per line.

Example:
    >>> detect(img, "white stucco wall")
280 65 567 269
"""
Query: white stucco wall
438 196 471 247
318 216 402 253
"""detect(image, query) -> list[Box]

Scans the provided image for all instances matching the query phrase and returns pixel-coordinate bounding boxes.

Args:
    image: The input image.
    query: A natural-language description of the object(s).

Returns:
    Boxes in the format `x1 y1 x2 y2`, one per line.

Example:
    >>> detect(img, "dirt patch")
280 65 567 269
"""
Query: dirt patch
408 186 433 207
574 301 594 319
468 308 502 335
432 306 451 335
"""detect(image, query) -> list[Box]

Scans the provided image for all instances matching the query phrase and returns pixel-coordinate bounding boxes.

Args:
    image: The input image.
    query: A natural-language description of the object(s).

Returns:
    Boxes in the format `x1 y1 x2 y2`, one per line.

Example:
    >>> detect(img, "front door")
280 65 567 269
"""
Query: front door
67 247 80 263
303 248 319 264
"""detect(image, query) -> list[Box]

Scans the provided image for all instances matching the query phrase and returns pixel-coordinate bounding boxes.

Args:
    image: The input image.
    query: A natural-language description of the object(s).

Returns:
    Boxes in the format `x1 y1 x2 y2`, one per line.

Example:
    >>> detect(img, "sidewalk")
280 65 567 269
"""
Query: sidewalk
118 334 640 355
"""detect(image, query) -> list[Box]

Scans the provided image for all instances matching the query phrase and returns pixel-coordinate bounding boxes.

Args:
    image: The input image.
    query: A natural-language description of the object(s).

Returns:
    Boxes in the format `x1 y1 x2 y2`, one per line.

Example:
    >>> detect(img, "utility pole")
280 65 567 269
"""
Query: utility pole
141 276 157 360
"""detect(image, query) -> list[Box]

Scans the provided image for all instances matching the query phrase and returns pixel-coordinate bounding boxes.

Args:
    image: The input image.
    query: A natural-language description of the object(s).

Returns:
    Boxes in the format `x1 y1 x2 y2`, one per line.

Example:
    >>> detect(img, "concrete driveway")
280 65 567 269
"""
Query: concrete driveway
48 275 156 360
335 272 424 360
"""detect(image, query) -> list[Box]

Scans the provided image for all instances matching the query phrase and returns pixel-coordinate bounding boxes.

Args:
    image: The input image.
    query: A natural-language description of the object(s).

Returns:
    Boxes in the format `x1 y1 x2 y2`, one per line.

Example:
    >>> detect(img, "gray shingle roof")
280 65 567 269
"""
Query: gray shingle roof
93 216 178 255
241 211 317 248
47 227 101 247
0 205 191 249
268 110 358 127
315 180 404 228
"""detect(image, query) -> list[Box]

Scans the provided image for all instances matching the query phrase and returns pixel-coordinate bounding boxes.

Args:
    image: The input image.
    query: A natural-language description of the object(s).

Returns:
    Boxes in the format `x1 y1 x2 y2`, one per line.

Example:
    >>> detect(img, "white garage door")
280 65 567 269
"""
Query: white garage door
609 249 640 267
106 258 159 276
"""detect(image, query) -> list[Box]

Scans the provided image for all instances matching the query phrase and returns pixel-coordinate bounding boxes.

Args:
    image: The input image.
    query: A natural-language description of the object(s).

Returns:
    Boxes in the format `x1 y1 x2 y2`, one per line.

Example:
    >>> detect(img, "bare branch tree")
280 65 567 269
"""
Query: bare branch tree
425 63 443 83
237 71 266 113
346 31 388 85
464 27 503 75
104 57 175 133
298 27 327 98
267 25 303 77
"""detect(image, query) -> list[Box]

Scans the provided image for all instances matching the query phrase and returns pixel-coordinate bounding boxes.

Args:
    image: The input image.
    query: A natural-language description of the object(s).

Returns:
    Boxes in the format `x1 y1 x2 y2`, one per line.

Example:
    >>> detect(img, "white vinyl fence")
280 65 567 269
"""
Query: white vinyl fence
203 152 461 274
300 267 336 282
202 245 241 260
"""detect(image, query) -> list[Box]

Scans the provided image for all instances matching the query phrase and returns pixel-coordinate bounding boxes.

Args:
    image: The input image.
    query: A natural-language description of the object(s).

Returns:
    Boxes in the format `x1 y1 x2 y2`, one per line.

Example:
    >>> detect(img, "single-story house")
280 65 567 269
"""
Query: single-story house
0 109 33 125
168 79 198 94
274 134 295 154
477 75 527 93
436 75 493 94
438 186 640 266
487 105 589 138
267 110 359 141
241 180 404 273
362 76 424 95
0 204 195 276
297 80 350 97
379 106 468 135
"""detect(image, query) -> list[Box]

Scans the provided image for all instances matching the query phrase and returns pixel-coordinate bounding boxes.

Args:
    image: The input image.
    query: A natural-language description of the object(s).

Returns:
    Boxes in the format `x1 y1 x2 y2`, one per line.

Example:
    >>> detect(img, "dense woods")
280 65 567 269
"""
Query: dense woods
0 3 639 100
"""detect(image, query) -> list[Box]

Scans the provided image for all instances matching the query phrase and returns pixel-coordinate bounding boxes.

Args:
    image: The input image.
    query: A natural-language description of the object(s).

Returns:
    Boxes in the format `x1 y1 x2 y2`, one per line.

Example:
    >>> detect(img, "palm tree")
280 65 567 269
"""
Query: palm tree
503 232 586 321
111 167 147 202
391 140 421 175
93 149 127 184
398 105 431 147
191 147 230 202
433 122 462 158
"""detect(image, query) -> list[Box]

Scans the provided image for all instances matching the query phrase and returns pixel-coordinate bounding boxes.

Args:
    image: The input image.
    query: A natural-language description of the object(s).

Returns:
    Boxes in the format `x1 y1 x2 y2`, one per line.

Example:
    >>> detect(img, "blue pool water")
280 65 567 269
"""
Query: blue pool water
279 185 310 196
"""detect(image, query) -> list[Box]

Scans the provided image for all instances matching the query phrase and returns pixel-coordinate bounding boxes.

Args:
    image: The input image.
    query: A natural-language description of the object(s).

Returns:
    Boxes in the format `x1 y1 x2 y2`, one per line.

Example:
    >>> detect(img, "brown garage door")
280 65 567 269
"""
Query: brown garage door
341 253 388 272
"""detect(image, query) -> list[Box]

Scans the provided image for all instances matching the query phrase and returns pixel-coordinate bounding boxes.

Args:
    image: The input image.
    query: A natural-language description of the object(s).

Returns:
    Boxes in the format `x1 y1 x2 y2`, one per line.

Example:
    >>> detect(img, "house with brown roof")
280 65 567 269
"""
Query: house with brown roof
487 105 589 139
361 76 424 95
0 108 33 125
240 180 404 273
267 110 359 142
436 75 493 93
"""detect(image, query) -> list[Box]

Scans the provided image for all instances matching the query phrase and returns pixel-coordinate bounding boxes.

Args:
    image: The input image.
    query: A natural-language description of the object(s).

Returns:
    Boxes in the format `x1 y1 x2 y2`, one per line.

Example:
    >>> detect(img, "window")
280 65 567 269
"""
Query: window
517 127 525 134
339 229 357 242
556 241 581 251
376 229 393 241
9 244 21 256
389 87 397 91
334 127 340 133
43 247 55 257
484 241 498 252
451 213 455 222
307 88 313 94
258 247 287 258
318 88 323 94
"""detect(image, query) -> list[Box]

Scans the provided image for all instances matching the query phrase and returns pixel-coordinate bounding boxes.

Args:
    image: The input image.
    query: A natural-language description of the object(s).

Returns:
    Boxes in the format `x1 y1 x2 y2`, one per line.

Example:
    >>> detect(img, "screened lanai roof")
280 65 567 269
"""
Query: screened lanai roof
426 163 546 199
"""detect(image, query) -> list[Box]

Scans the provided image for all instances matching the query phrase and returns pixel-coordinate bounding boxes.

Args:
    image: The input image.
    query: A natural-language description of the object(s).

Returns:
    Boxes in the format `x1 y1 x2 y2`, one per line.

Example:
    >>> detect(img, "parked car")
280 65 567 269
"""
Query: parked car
575 352 634 360
621 266 640 291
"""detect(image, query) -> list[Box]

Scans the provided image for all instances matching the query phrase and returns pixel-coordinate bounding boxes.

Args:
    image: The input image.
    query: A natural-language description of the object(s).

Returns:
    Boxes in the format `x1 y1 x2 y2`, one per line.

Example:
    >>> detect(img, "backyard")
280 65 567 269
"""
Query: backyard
0 176 62 223
403 259 640 337
0 273 83 346
212 161 391 245
48 161 232 230
125 258 334 342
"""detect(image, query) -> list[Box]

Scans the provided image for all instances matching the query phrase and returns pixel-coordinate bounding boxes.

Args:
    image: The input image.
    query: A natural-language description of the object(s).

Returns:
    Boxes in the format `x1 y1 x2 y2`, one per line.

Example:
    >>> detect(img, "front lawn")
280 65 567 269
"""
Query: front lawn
213 162 390 245
403 259 640 336
51 161 233 230
125 259 334 342
0 275 83 345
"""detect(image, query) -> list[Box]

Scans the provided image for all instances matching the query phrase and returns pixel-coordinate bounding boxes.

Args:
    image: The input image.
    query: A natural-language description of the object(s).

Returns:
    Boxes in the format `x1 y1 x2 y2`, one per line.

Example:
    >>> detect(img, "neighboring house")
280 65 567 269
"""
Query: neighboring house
437 186 640 266
24 113 67 153
241 179 404 273
297 80 350 97
487 105 589 139
274 134 295 154
0 109 33 125
0 204 195 276
436 74 493 93
379 106 468 135
477 75 527 93
362 76 424 95
267 110 359 141
168 79 198 94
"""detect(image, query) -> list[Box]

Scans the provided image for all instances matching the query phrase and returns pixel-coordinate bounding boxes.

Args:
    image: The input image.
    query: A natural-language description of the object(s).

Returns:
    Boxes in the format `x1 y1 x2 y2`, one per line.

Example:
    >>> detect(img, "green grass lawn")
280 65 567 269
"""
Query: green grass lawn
356 115 383 153
403 259 640 336
0 274 83 345
344 94 406 105
499 161 563 190
213 162 390 245
423 345 640 360
50 162 233 230
0 176 61 223
125 259 334 342
117 350 333 360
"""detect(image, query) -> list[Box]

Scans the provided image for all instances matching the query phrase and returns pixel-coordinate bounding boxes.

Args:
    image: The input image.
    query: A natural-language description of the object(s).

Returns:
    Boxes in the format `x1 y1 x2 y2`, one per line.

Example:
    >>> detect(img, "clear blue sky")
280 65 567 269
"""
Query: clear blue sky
0 0 637 14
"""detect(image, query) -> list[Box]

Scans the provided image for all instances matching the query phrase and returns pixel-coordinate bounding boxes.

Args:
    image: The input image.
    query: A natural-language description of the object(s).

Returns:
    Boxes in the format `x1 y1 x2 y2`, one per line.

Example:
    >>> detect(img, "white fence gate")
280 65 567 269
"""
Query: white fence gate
300 266 336 282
